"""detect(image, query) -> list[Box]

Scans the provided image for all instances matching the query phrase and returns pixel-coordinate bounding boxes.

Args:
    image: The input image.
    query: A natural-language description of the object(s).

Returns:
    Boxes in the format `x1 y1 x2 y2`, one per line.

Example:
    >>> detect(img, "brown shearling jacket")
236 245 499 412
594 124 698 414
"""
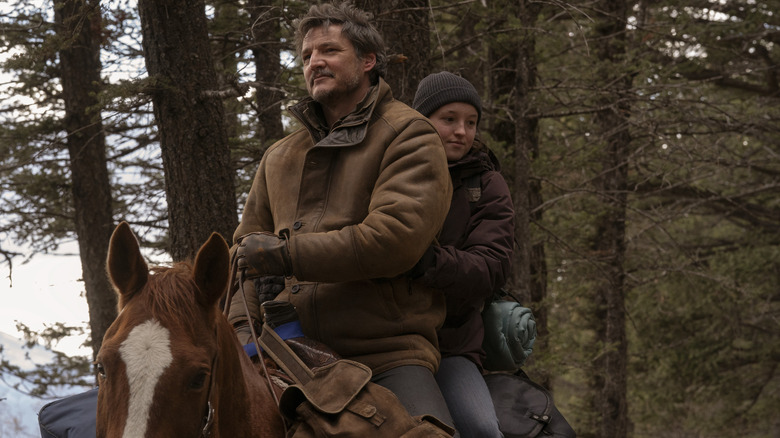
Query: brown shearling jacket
229 78 452 374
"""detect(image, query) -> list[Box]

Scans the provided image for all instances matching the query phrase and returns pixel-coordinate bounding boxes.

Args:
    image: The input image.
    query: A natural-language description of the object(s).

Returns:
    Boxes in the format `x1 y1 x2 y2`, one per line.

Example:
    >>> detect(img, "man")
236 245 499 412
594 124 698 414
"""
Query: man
228 1 455 430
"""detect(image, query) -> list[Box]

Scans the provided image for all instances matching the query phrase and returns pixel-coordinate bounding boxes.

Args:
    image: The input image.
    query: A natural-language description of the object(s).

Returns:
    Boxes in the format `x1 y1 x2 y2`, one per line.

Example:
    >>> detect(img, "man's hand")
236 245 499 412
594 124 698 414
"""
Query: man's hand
236 232 292 277
254 275 286 305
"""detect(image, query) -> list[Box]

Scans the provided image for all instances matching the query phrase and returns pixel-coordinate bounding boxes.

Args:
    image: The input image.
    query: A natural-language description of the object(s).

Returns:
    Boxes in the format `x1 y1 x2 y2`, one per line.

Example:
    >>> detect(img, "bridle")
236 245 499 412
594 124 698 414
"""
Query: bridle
200 400 215 438
198 259 240 438
203 252 287 437
199 352 217 437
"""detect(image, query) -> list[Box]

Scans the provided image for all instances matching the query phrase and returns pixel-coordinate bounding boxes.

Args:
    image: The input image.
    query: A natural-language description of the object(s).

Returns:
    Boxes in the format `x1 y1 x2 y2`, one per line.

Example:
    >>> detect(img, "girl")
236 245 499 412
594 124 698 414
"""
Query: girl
411 72 515 438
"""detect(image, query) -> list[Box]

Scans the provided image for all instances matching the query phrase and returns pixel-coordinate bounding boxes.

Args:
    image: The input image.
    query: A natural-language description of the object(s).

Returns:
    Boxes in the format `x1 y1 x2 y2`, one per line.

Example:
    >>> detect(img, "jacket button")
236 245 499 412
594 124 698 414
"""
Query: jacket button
293 221 302 230
291 285 300 294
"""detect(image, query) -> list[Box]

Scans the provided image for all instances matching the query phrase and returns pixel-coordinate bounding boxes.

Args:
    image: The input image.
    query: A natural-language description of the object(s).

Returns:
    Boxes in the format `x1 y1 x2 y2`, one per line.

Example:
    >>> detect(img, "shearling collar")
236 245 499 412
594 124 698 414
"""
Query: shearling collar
288 78 391 148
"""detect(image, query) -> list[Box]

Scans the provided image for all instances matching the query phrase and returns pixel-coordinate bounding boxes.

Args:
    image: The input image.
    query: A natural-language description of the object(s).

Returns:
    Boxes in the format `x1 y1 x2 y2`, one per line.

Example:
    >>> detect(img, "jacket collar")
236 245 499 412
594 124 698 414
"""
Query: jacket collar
449 146 498 182
288 78 392 148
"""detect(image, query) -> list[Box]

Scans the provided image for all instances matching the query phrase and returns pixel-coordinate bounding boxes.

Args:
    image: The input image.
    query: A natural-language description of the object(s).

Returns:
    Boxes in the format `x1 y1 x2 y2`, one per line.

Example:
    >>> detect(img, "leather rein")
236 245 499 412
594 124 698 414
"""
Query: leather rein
203 253 286 437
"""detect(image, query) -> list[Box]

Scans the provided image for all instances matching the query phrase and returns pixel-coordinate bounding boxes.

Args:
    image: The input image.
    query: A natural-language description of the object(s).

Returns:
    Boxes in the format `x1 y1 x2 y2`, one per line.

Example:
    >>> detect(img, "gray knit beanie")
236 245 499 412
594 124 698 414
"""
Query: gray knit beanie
413 71 482 123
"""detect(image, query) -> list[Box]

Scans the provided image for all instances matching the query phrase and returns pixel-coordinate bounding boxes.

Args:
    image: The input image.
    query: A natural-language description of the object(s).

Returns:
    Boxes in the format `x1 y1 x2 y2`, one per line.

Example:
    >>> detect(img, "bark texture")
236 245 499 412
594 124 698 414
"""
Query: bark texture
54 0 117 360
137 0 239 260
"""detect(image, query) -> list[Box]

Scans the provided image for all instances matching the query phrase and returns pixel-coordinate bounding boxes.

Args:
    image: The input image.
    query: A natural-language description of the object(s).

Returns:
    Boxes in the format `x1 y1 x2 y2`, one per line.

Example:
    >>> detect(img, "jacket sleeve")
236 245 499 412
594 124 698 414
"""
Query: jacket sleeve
421 171 515 314
291 118 453 281
228 146 277 328
233 152 276 244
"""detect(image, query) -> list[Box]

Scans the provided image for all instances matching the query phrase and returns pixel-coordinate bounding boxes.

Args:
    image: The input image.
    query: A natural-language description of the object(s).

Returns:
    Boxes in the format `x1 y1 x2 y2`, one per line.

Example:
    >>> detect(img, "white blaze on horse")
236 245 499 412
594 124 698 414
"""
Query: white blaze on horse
95 222 285 437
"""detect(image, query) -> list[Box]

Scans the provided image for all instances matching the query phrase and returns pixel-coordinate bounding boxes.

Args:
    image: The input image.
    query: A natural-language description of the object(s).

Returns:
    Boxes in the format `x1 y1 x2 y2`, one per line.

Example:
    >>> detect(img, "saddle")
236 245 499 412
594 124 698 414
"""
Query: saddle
227 263 454 438
262 300 342 370
247 300 341 394
254 315 454 437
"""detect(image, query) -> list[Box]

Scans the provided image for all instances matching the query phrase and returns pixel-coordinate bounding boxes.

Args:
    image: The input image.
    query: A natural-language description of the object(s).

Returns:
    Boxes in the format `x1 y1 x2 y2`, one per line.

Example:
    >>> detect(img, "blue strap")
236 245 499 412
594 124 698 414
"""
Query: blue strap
274 321 306 340
242 342 259 358
242 321 305 358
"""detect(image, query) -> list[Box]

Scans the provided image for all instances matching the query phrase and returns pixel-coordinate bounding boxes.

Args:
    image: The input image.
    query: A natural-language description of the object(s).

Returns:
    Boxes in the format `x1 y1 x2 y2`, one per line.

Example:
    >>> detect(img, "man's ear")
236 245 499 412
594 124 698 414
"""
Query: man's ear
362 53 376 73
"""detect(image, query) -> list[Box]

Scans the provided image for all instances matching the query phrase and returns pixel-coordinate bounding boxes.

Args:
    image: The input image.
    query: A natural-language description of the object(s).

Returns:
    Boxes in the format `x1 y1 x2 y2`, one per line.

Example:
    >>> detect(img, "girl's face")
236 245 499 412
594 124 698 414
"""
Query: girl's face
428 102 479 162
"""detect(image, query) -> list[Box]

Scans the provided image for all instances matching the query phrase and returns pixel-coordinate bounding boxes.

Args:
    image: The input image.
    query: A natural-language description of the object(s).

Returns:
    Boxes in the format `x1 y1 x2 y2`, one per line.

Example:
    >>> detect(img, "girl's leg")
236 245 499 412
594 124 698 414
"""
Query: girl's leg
436 356 503 438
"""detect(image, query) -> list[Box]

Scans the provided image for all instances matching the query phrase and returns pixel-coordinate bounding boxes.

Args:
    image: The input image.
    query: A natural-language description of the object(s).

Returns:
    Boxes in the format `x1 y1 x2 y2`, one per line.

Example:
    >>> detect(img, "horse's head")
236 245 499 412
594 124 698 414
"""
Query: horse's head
95 222 230 438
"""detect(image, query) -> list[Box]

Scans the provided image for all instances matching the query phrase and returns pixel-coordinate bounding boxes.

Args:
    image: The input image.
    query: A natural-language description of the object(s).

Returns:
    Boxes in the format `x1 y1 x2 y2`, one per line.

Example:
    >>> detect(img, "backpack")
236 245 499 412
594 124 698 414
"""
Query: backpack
484 370 576 438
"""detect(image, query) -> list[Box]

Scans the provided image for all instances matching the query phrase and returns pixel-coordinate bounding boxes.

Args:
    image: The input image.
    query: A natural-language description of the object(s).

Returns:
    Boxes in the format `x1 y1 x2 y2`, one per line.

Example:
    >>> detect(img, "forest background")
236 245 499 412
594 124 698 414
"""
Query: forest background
1 0 778 437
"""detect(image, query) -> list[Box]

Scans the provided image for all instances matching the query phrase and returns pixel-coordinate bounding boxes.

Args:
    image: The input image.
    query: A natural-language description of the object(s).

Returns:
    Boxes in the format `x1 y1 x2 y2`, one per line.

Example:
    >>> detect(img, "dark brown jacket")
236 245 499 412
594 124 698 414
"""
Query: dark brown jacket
414 146 515 368
229 79 452 374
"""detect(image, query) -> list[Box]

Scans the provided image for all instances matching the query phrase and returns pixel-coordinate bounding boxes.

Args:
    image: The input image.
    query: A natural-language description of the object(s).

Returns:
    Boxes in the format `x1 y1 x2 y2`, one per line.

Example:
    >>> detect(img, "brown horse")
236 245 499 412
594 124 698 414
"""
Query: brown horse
95 222 285 437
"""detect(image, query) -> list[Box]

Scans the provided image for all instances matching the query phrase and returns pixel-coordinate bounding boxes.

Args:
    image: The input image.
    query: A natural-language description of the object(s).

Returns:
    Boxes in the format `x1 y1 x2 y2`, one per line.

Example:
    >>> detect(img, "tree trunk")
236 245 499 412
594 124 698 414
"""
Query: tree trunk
137 0 238 260
512 0 549 385
248 0 284 147
54 0 117 360
488 0 548 382
590 0 631 435
453 9 483 91
211 1 242 147
488 6 523 286
356 0 430 105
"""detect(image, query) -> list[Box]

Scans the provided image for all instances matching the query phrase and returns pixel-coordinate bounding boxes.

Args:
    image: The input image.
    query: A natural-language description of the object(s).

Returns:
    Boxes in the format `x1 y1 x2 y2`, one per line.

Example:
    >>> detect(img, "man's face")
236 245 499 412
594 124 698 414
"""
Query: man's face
301 24 373 105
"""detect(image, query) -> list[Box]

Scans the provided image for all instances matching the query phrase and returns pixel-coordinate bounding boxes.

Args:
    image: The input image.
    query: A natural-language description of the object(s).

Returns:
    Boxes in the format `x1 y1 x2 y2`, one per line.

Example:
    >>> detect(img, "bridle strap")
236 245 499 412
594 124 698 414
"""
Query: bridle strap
223 253 287 430
201 401 214 437
238 268 282 408
200 297 223 438
200 355 217 437
200 401 214 437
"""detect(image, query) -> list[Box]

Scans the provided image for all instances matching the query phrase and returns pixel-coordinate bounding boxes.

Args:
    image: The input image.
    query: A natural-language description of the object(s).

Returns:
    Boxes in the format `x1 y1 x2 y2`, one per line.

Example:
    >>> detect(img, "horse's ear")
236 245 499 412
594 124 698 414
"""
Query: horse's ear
106 222 148 305
192 232 230 307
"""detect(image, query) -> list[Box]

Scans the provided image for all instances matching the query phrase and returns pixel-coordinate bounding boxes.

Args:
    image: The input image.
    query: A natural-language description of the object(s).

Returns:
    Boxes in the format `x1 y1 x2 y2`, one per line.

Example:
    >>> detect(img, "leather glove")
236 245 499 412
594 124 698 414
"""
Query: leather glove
236 232 292 277
254 275 286 305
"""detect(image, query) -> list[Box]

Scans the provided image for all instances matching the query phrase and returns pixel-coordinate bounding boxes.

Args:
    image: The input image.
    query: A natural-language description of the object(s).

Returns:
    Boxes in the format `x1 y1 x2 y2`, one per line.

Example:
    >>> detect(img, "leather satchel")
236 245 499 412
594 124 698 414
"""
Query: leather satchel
257 322 454 437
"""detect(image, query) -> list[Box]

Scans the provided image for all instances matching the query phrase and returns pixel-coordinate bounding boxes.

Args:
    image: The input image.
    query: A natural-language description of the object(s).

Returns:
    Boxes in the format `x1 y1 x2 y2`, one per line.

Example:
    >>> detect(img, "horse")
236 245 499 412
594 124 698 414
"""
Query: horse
95 222 286 438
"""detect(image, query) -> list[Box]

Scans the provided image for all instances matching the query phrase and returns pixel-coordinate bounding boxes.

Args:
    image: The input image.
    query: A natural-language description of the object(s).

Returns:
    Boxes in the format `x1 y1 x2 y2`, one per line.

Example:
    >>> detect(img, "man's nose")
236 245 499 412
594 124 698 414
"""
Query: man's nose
309 50 326 68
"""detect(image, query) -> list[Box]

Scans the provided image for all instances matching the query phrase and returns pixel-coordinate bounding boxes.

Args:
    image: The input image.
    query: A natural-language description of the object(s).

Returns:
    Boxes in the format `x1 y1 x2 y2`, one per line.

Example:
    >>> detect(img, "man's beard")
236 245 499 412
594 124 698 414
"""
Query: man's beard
311 67 363 105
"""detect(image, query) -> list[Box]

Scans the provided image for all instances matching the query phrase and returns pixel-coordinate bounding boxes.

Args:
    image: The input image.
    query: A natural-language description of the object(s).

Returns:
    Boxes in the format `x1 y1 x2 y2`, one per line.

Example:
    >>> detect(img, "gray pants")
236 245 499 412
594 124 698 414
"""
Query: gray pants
372 365 459 437
436 356 503 438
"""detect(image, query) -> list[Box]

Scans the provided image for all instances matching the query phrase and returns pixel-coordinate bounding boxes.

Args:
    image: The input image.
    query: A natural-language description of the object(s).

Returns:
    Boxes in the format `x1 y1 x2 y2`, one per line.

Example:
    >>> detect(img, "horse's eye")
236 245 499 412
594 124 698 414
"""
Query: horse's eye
189 371 208 390
95 363 106 379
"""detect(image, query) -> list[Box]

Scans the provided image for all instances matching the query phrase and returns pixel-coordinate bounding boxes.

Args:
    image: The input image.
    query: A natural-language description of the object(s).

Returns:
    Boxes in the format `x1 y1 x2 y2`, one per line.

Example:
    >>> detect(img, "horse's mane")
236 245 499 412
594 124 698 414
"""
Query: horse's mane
137 261 216 336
